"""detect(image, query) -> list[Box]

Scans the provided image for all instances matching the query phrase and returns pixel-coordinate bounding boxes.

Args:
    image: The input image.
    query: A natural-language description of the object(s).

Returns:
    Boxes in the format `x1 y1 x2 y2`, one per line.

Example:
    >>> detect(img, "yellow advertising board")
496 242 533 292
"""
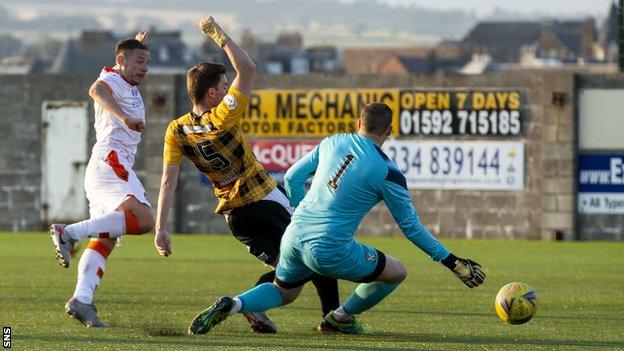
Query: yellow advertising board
241 88 523 137
241 89 400 137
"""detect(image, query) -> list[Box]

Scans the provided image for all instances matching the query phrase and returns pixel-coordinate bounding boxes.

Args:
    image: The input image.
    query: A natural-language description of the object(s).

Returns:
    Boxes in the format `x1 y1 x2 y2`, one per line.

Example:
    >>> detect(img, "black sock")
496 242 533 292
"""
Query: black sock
255 270 276 286
311 274 340 316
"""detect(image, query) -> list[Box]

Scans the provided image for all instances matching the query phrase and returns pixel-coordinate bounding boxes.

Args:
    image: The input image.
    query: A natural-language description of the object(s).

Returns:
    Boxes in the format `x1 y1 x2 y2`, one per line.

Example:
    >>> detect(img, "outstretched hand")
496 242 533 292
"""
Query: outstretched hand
442 254 486 288
135 30 149 44
197 16 229 47
453 258 485 288
197 17 214 34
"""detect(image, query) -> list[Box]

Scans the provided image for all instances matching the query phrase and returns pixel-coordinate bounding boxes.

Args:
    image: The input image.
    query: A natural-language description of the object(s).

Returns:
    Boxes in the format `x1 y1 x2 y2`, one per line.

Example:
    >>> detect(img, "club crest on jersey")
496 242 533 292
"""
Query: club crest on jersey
223 94 237 110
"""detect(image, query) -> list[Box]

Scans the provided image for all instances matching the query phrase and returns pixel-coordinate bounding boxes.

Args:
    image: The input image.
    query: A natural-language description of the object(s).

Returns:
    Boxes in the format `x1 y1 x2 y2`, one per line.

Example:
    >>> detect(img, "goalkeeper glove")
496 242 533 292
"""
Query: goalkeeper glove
441 253 485 288
198 17 230 48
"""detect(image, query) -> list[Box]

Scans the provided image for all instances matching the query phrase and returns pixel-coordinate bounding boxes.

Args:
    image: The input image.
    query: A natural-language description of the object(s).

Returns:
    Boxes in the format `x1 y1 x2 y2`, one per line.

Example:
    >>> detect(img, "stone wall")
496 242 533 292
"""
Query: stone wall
0 71 588 239
252 72 577 240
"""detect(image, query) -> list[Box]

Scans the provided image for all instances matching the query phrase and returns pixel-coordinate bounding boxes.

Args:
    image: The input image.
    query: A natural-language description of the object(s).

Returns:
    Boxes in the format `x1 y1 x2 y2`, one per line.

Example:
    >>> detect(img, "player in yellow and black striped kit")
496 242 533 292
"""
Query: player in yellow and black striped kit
154 17 340 334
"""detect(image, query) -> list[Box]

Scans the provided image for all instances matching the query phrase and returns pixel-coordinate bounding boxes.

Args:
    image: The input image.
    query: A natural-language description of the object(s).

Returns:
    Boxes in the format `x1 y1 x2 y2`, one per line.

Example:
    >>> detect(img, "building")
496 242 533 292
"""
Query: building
147 30 195 74
343 44 468 75
598 1 619 63
305 45 340 74
241 30 340 75
49 29 194 75
49 30 116 75
377 53 434 75
0 54 46 75
343 47 432 74
461 18 597 64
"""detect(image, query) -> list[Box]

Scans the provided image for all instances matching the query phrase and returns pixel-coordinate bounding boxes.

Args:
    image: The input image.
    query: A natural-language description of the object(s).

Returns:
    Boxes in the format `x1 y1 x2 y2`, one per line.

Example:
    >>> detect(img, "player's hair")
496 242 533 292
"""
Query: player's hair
186 62 227 104
115 39 149 57
359 102 392 135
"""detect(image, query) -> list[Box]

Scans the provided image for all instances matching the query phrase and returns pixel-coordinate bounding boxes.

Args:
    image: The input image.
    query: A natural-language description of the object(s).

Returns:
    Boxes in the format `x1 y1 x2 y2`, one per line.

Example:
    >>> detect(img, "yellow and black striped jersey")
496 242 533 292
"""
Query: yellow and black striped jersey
163 87 276 213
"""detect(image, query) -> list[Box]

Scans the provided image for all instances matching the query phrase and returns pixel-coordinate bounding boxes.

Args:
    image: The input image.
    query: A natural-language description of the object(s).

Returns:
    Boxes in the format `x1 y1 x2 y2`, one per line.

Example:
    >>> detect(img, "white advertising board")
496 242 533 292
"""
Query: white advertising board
381 140 524 191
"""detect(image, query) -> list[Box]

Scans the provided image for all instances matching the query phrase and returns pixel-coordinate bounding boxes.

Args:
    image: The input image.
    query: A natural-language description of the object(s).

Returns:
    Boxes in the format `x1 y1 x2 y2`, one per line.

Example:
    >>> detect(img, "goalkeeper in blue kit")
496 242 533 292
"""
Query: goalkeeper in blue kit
187 102 486 335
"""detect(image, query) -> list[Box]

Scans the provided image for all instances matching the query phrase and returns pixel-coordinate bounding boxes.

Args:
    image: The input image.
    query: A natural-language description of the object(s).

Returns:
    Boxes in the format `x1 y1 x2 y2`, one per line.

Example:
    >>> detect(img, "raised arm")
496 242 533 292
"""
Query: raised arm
198 17 255 96
89 80 145 132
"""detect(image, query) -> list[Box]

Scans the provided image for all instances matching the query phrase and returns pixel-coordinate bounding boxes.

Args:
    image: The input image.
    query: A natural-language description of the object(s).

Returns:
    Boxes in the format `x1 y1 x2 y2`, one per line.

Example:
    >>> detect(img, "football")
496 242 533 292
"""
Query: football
495 282 538 325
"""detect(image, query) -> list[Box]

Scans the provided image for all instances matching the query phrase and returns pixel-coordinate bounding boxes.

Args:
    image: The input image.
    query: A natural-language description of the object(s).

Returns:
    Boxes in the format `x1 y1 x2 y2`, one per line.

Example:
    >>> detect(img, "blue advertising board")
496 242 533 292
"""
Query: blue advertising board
578 154 624 213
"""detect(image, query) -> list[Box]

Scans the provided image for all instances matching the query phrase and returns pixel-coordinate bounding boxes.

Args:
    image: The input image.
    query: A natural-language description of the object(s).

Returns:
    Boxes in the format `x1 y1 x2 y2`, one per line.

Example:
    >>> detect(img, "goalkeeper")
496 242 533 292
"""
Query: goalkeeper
187 102 486 335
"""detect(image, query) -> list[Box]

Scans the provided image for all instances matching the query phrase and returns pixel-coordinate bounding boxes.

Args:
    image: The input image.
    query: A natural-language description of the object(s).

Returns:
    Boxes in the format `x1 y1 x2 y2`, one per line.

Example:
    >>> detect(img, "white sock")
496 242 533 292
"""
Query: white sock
332 305 353 322
229 297 242 315
73 248 107 304
64 211 126 240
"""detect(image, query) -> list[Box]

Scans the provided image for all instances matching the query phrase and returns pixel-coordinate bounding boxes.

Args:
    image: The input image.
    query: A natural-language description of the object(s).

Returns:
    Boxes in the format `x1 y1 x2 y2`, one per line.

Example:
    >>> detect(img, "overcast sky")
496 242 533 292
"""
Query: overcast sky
377 0 615 17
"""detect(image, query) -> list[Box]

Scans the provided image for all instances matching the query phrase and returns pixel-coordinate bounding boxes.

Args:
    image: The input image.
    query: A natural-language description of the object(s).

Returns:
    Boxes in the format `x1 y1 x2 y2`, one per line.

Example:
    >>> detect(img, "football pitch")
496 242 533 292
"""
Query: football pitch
1 233 623 351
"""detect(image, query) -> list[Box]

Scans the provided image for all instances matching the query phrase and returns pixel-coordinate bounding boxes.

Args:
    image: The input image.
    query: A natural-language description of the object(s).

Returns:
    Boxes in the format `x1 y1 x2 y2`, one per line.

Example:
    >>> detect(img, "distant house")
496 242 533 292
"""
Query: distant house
306 45 340 73
343 47 431 74
49 29 194 75
241 30 303 74
198 38 228 66
377 53 434 75
534 19 596 61
343 45 466 75
147 30 195 74
241 30 339 75
462 21 544 63
49 30 116 75
0 34 23 59
598 1 618 62
433 40 470 72
0 54 46 74
462 19 597 64
0 34 47 74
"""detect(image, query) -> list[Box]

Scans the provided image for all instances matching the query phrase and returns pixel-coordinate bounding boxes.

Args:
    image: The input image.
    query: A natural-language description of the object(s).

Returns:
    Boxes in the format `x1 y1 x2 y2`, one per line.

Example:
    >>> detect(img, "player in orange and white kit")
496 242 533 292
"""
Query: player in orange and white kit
49 31 155 328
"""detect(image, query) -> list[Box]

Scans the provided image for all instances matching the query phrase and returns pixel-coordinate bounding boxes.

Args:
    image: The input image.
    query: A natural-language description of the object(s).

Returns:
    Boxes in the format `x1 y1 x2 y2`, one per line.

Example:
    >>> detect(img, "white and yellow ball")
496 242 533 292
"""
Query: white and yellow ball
495 282 538 325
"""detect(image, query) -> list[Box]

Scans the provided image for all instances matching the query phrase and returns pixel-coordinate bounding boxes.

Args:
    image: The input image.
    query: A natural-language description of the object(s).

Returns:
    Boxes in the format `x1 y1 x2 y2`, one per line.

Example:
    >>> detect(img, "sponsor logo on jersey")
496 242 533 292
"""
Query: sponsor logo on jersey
182 125 214 134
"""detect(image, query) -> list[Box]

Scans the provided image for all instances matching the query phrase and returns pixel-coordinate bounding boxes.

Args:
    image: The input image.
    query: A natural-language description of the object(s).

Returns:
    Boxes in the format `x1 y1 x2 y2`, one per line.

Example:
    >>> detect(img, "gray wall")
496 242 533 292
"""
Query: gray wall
0 71 611 240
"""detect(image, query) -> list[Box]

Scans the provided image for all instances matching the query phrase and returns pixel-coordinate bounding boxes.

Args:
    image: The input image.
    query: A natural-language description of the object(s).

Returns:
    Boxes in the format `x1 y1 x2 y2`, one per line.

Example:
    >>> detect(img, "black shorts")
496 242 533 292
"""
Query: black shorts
226 194 291 265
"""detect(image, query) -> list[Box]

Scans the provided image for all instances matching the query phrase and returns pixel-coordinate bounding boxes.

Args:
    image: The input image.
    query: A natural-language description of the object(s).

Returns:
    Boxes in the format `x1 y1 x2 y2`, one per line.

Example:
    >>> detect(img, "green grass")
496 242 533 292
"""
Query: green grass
1 233 623 351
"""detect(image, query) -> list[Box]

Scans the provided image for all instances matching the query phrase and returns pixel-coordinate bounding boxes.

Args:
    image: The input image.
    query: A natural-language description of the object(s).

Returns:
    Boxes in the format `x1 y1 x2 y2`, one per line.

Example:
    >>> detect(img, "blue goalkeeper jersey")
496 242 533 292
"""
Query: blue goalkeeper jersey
284 133 450 261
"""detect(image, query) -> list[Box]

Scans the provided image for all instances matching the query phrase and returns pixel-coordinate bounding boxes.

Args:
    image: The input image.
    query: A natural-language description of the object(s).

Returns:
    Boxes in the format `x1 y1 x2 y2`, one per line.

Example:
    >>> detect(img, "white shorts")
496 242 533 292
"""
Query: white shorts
84 150 151 218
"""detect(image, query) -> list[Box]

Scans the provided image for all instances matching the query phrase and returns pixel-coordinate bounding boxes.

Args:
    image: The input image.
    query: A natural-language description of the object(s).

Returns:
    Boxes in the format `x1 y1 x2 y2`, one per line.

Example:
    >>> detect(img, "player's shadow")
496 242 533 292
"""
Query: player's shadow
19 331 624 350
19 333 409 351
354 332 624 349
295 304 624 322
375 308 624 322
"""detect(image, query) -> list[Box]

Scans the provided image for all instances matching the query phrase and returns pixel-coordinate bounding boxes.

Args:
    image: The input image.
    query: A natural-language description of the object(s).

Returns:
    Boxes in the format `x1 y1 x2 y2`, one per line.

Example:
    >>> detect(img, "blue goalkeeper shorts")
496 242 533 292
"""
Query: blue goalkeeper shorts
275 226 386 288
